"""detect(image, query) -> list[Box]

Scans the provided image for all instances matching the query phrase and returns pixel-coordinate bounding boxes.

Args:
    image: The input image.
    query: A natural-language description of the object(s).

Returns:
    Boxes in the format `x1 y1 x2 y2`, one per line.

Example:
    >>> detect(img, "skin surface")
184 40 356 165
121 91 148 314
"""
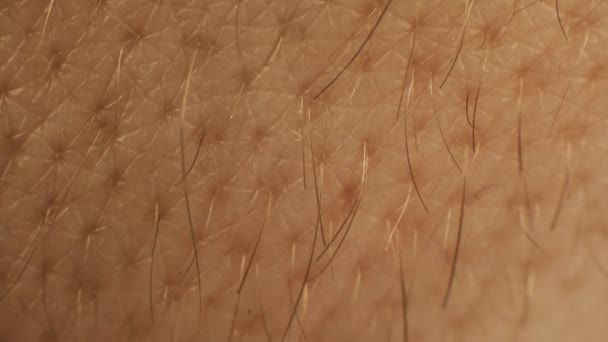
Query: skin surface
1 0 608 341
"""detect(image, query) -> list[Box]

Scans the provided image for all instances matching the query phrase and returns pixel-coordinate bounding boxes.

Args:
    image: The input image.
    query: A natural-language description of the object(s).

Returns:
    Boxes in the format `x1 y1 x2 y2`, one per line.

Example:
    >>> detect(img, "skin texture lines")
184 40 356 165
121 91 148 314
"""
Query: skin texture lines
2 0 608 341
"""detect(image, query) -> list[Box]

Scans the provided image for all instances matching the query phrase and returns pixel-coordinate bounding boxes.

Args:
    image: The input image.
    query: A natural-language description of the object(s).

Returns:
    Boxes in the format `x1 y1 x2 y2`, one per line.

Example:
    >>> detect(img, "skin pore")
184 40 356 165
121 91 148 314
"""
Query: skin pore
1 0 608 341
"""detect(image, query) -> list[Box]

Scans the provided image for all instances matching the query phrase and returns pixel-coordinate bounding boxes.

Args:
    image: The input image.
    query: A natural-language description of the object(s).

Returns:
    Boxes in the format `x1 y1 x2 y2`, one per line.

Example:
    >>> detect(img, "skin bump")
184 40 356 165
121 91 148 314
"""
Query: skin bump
1 0 608 341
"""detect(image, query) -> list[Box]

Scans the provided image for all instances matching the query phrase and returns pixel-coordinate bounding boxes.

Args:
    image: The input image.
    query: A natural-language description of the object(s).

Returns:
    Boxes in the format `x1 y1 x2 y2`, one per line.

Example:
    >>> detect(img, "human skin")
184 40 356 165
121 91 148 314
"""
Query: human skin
1 0 608 341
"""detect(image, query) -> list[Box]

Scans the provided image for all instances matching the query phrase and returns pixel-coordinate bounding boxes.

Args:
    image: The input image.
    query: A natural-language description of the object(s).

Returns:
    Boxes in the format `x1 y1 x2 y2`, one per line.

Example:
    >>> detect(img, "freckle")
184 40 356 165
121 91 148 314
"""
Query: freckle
585 63 607 83
251 126 270 146
362 136 381 157
45 46 68 78
227 232 253 263
106 167 126 189
130 23 147 43
92 98 107 115
238 67 255 88
53 147 66 162
203 287 224 310
163 102 173 115
209 179 225 199
515 63 533 80
71 267 102 303
158 99 177 121
23 26 36 40
451 126 473 149
477 22 503 48
94 112 119 139
50 52 64 69
339 181 359 207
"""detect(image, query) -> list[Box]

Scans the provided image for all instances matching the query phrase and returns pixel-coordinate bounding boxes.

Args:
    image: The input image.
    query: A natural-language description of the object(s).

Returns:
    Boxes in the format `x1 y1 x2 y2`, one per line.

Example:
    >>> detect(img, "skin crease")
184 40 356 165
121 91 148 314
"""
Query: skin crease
1 0 608 341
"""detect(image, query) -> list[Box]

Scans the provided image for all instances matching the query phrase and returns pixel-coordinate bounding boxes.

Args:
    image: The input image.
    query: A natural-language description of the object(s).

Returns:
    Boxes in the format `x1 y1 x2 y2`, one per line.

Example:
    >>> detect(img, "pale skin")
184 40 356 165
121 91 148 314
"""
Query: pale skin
1 0 608 341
